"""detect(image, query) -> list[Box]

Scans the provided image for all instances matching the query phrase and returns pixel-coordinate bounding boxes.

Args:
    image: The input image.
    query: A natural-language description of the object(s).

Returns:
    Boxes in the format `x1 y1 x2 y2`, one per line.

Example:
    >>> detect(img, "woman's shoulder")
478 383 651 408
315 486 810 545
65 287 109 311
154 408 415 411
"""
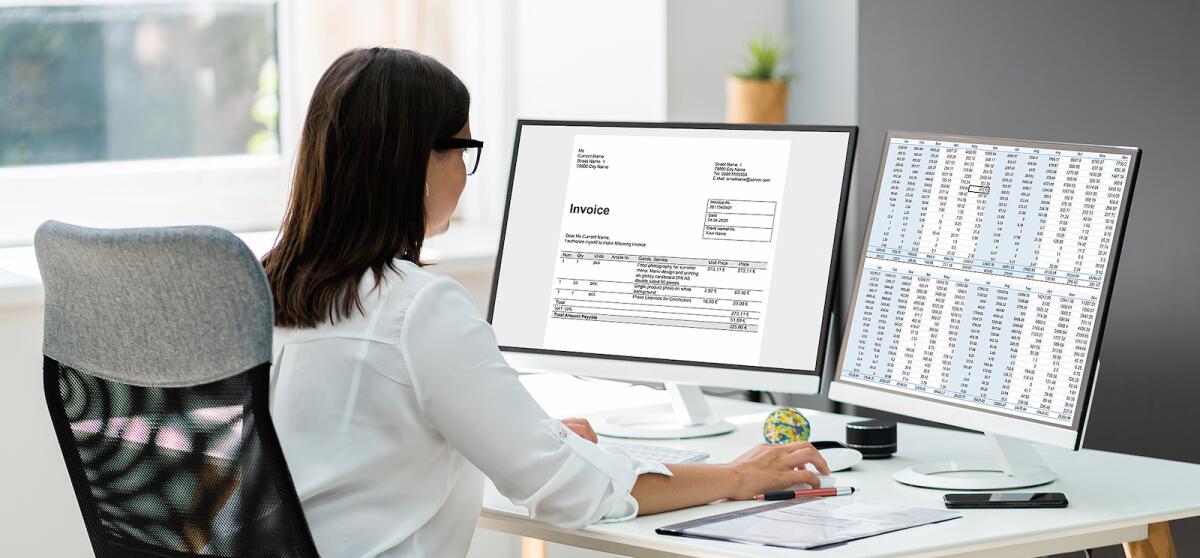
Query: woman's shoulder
383 258 474 298
275 260 467 345
377 259 477 329
383 258 444 293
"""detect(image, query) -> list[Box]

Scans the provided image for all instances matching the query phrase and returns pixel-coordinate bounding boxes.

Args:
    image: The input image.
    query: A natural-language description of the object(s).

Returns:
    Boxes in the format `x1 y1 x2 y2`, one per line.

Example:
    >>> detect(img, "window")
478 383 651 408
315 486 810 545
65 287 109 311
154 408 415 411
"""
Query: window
1 2 279 166
0 0 286 246
0 0 520 248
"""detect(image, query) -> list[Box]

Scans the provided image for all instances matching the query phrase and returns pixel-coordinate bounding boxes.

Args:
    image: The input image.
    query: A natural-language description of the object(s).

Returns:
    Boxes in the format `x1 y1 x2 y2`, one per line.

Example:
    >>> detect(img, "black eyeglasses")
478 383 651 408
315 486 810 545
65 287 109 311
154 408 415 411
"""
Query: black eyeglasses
434 137 484 175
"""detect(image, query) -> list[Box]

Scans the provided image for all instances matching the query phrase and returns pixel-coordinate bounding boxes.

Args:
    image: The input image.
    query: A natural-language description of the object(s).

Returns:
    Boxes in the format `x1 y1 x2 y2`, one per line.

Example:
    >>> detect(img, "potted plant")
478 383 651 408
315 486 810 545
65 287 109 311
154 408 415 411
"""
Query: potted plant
726 31 791 124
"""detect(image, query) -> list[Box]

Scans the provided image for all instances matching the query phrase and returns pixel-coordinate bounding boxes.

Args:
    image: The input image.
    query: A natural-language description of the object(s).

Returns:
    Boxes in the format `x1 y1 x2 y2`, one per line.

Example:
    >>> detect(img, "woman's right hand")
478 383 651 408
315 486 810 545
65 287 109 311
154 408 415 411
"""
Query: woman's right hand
631 441 832 515
724 442 831 500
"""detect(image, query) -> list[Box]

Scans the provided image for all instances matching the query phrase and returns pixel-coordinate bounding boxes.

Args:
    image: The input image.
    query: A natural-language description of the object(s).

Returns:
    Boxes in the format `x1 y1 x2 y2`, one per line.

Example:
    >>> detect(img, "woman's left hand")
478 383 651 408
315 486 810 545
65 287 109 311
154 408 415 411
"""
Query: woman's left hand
561 418 598 443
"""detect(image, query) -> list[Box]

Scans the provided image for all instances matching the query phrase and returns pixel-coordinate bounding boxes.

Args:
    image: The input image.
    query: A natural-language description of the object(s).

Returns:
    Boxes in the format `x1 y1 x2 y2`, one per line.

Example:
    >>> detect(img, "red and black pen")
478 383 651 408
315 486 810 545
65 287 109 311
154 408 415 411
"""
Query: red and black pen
754 486 856 501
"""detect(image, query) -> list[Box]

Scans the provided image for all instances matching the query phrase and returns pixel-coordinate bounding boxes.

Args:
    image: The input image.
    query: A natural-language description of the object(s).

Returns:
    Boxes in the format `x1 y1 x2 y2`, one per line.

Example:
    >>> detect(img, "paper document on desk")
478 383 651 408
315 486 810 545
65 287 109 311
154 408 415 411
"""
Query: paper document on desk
657 497 961 550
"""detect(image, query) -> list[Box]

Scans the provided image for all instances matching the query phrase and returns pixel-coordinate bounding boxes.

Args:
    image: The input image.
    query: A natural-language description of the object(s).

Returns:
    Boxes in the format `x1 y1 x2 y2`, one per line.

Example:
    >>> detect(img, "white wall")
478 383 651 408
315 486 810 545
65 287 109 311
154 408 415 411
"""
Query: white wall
0 304 90 553
786 0 857 126
512 0 669 121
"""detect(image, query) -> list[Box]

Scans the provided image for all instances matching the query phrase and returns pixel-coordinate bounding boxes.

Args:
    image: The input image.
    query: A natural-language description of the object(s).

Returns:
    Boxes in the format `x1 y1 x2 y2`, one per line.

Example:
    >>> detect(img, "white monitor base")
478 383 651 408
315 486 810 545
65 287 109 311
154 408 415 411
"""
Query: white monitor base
892 433 1058 490
893 460 1057 490
592 383 736 439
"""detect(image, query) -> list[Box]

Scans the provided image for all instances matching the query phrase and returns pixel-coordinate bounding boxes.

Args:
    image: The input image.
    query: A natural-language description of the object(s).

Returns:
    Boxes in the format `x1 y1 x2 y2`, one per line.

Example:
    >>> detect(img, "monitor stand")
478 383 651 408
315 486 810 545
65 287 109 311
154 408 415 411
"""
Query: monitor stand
892 432 1057 490
591 383 736 439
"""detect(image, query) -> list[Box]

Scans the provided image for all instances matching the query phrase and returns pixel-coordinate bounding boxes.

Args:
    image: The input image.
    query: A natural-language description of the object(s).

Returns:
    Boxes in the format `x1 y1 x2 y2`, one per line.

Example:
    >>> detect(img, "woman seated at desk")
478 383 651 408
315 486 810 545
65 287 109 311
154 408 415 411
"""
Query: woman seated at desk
262 47 829 558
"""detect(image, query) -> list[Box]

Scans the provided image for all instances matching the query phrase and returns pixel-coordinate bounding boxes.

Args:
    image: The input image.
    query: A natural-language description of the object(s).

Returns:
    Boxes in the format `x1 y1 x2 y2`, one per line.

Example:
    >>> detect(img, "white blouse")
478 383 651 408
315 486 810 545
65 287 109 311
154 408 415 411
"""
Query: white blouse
269 259 669 558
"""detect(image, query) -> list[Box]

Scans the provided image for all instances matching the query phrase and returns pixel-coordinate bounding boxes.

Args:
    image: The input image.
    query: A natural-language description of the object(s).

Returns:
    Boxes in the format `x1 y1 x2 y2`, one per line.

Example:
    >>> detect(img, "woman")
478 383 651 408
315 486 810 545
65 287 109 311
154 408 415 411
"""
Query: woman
263 47 829 558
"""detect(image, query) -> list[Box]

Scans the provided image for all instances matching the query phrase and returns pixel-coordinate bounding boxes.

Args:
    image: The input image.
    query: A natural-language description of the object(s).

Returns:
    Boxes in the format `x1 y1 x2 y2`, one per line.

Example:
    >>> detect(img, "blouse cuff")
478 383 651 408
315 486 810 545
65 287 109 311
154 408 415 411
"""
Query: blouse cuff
551 421 672 523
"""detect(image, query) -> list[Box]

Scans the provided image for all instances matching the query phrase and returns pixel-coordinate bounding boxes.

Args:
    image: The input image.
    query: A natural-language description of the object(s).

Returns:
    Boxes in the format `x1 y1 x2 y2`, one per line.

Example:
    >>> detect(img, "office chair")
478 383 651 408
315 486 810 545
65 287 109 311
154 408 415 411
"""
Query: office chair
35 221 319 557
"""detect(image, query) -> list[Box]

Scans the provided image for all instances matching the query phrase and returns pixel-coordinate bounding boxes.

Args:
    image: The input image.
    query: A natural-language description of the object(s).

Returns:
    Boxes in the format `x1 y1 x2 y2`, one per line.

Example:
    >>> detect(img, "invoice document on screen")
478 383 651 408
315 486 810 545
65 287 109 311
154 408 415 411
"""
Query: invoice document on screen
544 133 794 366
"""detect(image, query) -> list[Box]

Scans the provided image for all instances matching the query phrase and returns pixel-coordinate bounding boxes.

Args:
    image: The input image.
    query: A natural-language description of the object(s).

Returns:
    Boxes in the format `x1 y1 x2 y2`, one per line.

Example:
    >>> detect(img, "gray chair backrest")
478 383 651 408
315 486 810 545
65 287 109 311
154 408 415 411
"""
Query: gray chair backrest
36 220 273 386
35 221 320 557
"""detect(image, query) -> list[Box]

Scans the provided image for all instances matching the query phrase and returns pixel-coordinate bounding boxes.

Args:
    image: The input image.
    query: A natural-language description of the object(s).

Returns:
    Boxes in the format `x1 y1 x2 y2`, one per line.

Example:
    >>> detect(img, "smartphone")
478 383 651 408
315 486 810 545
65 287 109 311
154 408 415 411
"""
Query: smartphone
943 492 1068 509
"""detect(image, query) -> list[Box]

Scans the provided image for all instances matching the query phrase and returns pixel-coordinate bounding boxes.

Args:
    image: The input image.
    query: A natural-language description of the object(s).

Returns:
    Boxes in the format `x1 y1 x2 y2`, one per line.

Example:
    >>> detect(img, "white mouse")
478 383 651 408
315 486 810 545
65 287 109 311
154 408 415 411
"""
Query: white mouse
790 473 836 490
813 441 863 472
789 443 865 490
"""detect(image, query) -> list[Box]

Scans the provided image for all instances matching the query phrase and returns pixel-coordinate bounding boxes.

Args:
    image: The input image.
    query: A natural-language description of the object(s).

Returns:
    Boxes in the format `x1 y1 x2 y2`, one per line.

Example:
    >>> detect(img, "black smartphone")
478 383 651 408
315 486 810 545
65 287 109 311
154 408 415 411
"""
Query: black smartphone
944 492 1068 509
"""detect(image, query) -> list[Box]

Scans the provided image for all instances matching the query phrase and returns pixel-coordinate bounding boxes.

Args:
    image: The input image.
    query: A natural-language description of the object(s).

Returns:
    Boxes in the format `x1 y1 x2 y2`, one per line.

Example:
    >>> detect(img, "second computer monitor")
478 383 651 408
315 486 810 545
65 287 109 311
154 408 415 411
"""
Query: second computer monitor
831 131 1140 460
488 121 856 395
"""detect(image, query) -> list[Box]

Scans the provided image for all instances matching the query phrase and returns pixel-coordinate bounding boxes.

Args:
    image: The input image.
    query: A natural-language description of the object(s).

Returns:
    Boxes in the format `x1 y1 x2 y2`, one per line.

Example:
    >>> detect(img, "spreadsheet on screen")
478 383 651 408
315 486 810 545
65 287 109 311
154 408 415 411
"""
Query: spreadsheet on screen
839 135 1133 428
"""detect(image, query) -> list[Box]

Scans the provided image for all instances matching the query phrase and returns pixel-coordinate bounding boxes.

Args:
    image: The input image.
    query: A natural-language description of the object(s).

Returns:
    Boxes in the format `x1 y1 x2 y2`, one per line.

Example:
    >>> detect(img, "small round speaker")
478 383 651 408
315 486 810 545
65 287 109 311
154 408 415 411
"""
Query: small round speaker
845 419 897 459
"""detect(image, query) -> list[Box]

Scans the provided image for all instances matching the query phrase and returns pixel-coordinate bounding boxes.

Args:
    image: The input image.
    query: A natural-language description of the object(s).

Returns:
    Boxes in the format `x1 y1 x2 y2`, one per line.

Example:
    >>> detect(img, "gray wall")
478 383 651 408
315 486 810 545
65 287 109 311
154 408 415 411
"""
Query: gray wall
783 0 859 410
786 0 857 127
856 0 1200 555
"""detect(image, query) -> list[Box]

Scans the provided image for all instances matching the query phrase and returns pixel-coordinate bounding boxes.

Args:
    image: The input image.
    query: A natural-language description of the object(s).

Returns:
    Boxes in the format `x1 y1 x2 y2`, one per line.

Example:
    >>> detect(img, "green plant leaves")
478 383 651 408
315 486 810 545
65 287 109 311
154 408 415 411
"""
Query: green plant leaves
736 30 791 82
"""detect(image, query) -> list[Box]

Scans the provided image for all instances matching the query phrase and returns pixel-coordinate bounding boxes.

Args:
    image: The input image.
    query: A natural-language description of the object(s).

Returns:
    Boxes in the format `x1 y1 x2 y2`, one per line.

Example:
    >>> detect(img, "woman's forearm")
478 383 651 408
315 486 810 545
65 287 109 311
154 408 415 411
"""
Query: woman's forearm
630 464 740 515
630 442 830 516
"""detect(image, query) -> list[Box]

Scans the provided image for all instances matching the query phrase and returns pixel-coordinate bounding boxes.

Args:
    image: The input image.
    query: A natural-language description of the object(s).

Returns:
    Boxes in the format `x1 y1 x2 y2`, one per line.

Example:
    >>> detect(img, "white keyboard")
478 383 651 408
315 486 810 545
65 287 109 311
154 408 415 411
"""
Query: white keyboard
602 441 710 464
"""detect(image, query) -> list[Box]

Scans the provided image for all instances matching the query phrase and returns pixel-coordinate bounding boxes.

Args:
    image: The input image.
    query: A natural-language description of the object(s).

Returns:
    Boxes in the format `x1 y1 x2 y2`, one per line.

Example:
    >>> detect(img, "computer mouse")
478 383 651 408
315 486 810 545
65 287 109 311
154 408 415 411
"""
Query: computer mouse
791 474 837 490
812 441 863 472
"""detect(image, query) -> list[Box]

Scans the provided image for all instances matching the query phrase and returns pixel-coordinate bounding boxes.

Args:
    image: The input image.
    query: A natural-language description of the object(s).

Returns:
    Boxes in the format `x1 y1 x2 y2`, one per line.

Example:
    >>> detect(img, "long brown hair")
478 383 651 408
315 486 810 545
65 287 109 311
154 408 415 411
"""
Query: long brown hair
263 48 469 328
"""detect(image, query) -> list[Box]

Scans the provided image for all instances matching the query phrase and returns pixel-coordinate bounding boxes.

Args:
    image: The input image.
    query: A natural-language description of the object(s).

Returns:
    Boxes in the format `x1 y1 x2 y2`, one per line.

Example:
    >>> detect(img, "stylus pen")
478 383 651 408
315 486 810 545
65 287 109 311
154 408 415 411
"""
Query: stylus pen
754 486 855 501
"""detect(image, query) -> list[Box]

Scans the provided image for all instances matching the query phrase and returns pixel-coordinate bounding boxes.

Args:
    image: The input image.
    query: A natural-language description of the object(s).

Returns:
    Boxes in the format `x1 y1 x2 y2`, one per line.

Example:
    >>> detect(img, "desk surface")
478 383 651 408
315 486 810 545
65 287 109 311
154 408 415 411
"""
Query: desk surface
481 375 1200 558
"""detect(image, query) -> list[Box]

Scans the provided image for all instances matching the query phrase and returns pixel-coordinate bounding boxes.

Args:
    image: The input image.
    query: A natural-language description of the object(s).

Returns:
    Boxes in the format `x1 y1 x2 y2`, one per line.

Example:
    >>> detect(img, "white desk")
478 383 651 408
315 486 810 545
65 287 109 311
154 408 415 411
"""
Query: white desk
480 375 1199 557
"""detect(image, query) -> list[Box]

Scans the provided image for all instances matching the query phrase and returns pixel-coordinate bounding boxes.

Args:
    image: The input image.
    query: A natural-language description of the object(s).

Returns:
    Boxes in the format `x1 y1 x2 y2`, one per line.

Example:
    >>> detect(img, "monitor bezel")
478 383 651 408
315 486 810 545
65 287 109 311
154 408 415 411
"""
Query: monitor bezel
830 130 1141 450
486 120 859 390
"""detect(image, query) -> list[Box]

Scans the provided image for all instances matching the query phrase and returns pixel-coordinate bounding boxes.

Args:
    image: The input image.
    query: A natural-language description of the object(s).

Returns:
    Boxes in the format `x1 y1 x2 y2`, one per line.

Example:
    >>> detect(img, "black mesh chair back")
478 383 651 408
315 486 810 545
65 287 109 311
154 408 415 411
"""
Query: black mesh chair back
35 221 319 557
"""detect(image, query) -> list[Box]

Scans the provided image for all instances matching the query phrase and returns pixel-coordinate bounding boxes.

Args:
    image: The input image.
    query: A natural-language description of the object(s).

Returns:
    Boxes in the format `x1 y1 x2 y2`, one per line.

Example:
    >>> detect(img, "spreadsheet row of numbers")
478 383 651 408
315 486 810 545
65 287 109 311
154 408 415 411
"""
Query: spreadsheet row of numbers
868 142 1128 289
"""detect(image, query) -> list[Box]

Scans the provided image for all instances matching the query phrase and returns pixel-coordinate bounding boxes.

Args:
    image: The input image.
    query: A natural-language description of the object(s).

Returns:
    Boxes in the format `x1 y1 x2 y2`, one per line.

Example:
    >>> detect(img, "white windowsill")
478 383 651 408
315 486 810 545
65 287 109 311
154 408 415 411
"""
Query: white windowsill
0 221 501 309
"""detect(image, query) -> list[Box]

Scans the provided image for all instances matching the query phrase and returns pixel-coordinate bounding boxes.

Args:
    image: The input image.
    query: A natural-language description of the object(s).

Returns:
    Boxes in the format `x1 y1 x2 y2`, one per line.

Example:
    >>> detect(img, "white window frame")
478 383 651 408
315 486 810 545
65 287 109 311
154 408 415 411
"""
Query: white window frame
0 0 294 247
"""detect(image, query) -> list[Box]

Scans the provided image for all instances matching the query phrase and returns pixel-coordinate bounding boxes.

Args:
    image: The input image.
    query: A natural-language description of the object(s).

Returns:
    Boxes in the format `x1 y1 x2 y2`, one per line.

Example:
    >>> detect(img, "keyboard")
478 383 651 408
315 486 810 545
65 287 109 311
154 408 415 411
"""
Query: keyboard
602 441 710 464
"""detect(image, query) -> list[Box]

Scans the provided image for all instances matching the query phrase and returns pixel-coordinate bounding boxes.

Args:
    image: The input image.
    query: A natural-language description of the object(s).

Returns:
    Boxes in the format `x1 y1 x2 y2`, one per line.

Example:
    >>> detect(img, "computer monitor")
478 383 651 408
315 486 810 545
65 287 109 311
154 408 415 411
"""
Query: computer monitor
489 121 857 438
830 131 1140 489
